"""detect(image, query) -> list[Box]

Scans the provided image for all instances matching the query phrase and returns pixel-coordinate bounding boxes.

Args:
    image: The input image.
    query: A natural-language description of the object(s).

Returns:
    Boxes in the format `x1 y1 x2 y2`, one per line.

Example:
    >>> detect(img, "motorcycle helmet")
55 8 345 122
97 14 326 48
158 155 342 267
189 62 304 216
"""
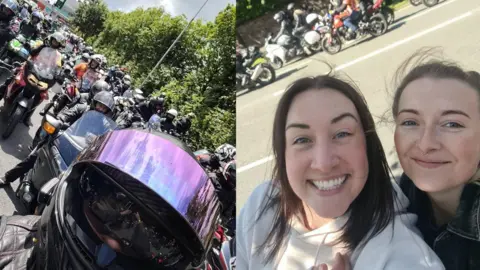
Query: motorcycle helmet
287 3 295 11
31 10 43 24
273 11 285 23
49 31 66 48
122 80 131 92
215 144 236 162
166 109 178 120
0 0 19 18
123 74 131 83
89 54 103 69
81 53 90 62
89 80 110 100
147 114 162 131
36 129 220 269
133 93 145 104
186 112 195 119
91 90 115 116
149 97 164 114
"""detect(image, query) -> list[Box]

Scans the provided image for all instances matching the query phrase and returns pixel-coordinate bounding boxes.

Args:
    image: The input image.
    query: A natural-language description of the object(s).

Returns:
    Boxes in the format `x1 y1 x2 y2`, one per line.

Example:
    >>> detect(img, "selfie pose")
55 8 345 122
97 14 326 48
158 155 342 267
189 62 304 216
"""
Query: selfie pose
394 49 480 270
237 75 444 269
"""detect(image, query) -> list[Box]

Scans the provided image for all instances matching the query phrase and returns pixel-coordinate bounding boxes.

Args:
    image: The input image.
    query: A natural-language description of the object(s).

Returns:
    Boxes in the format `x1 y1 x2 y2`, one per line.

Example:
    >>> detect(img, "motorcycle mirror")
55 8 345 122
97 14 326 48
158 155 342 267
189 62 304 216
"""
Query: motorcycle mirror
38 177 60 204
12 61 22 68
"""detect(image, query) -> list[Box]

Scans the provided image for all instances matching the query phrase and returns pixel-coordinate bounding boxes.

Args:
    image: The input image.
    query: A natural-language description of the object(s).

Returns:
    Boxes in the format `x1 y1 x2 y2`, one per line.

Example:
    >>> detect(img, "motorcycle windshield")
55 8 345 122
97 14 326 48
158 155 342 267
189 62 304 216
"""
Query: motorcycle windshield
79 69 98 91
32 47 59 81
63 110 117 150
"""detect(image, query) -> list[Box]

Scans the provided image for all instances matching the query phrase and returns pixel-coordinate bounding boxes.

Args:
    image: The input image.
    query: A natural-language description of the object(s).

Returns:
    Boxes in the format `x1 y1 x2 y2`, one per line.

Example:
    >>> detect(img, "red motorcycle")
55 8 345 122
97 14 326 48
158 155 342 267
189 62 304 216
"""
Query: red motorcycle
321 0 388 55
0 47 62 138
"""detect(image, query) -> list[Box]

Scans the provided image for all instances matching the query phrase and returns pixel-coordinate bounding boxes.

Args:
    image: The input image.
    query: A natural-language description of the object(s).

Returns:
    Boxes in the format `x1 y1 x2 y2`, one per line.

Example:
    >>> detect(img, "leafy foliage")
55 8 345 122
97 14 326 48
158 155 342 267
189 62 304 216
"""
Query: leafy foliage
70 0 109 39
71 3 236 151
236 0 291 25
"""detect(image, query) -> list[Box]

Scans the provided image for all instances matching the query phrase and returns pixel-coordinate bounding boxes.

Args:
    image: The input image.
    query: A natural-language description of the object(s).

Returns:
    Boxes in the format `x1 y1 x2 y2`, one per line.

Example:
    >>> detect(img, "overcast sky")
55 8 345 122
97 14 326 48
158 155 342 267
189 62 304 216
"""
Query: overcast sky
103 0 235 21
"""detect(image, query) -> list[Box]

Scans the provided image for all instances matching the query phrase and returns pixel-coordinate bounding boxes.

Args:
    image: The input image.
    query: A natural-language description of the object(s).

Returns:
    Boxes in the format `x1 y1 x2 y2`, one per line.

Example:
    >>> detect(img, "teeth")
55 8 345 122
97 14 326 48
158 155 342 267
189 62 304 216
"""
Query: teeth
311 176 346 191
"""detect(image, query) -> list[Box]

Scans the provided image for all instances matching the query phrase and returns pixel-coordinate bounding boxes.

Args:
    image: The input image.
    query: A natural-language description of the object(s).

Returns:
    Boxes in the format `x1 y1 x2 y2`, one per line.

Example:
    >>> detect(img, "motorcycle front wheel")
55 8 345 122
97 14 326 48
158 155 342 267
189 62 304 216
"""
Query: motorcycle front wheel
383 7 395 25
257 64 276 86
2 105 24 139
423 0 439 7
270 56 283 69
409 0 422 6
321 35 342 55
368 14 388 37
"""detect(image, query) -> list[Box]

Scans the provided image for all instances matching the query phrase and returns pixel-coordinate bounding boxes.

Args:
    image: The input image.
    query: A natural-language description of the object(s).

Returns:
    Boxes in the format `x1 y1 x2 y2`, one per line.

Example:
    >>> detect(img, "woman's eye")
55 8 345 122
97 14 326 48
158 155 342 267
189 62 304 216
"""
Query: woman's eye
293 137 311 144
401 120 417 126
443 122 464 128
334 131 351 139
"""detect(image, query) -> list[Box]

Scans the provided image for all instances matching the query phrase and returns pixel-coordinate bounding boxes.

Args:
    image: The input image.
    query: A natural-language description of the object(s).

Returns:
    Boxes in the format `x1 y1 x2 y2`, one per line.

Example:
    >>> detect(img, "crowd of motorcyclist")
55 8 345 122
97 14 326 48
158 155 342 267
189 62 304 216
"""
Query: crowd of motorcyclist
0 0 236 269
236 0 394 89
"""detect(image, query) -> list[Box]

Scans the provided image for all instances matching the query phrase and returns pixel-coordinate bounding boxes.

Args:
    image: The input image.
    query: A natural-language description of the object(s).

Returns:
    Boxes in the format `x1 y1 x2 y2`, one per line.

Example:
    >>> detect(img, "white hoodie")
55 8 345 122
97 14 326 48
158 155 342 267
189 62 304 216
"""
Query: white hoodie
237 181 445 270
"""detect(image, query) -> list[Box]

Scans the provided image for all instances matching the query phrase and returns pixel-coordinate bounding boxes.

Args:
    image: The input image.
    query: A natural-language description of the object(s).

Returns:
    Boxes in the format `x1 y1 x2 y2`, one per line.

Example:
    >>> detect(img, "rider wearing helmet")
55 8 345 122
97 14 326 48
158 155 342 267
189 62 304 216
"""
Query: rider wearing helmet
57 89 115 129
215 143 236 163
334 0 361 33
160 108 178 133
0 0 19 46
74 53 102 79
0 89 115 186
271 11 304 55
0 129 221 270
176 112 195 136
18 9 43 40
0 0 18 24
0 31 65 126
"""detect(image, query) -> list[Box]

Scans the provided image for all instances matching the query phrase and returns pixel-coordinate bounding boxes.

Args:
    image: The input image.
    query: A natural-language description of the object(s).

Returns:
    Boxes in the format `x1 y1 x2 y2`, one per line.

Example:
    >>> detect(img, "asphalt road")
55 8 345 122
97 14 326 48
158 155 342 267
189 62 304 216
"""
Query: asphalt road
237 0 480 209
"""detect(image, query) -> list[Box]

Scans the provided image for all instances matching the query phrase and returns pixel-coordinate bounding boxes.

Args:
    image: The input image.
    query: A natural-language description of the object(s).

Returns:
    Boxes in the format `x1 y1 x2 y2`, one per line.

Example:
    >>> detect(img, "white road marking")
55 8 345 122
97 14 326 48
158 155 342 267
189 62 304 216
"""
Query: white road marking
271 9 472 97
240 10 473 173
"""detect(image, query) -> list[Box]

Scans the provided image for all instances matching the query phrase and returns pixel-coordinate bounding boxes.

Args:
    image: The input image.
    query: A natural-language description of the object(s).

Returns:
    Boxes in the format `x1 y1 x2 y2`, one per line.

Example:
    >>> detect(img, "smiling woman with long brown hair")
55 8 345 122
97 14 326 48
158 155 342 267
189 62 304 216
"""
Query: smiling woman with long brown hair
236 74 443 269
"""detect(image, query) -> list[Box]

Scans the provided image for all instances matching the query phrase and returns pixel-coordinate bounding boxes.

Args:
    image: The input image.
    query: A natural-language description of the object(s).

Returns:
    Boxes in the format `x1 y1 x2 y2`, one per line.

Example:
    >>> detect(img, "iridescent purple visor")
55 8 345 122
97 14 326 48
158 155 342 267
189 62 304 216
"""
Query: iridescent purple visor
76 129 220 248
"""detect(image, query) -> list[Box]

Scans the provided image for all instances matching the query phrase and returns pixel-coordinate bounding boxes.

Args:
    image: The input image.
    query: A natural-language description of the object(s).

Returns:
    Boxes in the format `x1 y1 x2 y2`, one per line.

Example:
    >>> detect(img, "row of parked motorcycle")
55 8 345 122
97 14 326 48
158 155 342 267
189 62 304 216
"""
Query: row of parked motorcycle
237 0 442 91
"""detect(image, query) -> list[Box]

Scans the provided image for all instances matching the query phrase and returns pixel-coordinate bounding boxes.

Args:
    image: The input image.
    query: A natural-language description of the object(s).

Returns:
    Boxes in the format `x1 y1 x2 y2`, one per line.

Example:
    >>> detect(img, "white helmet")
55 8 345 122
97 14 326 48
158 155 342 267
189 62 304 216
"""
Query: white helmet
166 109 178 118
215 144 236 162
124 74 131 82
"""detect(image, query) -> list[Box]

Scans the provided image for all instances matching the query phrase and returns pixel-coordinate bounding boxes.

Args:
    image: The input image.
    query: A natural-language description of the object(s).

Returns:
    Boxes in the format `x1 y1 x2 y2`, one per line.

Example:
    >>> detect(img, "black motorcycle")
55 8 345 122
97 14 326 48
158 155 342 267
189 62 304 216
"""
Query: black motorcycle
16 110 118 215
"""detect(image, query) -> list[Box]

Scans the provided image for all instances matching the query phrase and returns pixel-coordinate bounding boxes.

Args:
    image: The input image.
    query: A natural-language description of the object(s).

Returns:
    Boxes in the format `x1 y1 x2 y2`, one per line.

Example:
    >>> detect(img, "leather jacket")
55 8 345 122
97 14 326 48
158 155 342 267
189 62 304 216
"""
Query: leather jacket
400 174 480 270
0 215 41 270
57 102 89 126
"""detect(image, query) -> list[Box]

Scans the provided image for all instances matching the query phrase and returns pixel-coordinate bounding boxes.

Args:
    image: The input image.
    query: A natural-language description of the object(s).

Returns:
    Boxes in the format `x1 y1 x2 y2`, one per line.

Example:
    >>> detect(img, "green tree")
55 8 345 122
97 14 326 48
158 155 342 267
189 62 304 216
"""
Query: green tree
71 0 109 39
72 5 236 150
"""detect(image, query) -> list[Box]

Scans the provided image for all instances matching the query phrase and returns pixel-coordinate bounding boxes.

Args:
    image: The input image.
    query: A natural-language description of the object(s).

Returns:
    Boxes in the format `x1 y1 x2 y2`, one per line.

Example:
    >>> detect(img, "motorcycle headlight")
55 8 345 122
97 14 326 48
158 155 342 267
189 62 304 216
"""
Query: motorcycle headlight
23 192 33 203
42 121 56 135
27 74 38 85
37 81 48 90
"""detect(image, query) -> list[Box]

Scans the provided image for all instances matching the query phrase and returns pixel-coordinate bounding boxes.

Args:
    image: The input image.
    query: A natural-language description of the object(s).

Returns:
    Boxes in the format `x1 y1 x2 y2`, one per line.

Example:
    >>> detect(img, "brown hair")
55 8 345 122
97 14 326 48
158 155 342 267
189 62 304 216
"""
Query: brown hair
392 47 480 118
255 74 395 264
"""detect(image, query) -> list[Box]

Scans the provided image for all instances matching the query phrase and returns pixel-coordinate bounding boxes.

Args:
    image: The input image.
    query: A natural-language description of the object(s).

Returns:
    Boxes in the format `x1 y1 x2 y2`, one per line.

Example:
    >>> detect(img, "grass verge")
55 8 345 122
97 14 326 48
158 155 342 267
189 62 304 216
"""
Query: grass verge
389 0 410 10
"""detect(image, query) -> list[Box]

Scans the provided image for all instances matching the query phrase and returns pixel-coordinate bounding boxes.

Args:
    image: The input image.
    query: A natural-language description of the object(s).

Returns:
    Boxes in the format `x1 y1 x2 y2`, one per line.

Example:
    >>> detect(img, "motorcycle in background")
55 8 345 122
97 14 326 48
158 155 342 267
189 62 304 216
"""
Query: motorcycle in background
236 46 276 90
409 0 439 7
321 1 388 55
0 48 63 138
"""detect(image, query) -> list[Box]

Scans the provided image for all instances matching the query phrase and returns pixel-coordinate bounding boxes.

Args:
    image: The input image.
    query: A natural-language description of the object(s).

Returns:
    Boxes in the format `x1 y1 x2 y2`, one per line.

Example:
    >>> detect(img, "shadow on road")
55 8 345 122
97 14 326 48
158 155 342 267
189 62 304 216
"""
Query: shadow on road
0 105 33 161
2 185 27 215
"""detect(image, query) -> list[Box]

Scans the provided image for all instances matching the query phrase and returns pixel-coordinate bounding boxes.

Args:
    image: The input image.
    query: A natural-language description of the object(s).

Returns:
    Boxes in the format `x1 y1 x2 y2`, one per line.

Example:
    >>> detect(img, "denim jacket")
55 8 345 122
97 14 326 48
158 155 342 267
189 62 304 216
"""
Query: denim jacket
400 174 480 270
